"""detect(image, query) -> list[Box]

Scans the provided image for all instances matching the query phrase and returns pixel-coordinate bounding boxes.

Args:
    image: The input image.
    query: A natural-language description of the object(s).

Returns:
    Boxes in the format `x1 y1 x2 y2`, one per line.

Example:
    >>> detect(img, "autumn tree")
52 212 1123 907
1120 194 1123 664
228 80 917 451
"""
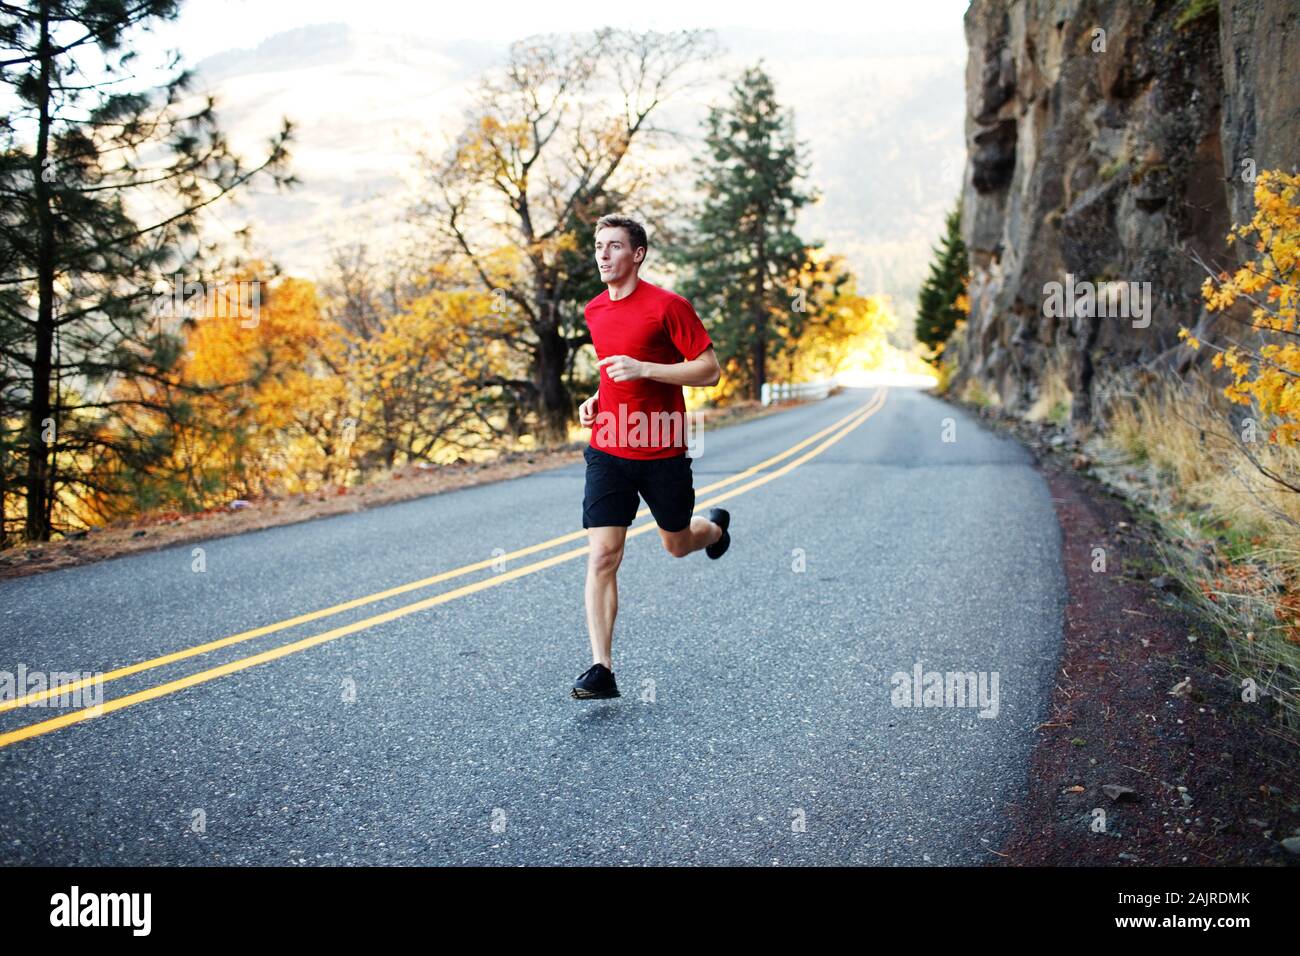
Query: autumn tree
674 63 819 402
351 272 529 470
82 265 310 516
768 250 895 386
413 27 718 445
1181 168 1299 493
318 243 438 474
318 244 535 470
0 0 295 541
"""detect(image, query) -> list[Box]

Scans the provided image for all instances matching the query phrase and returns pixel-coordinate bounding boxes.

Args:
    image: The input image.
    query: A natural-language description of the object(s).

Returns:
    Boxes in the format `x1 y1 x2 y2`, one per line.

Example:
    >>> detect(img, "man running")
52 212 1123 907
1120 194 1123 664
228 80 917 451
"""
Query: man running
571 214 730 700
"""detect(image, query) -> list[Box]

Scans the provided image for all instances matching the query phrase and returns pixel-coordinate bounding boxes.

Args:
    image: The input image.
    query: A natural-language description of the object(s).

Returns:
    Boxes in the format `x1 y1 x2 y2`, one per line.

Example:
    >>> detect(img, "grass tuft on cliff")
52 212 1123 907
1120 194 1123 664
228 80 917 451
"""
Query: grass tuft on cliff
1175 0 1220 31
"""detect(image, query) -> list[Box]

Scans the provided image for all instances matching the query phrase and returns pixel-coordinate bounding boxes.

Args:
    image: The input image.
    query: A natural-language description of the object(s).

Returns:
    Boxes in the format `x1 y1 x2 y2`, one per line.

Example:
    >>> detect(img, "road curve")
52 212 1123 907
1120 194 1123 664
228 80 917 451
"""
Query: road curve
0 385 1066 865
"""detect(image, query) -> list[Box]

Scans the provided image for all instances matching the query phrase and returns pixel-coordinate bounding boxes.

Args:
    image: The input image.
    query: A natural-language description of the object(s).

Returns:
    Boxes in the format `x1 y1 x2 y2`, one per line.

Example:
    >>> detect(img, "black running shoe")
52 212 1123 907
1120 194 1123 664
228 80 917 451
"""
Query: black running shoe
705 507 730 559
571 662 620 699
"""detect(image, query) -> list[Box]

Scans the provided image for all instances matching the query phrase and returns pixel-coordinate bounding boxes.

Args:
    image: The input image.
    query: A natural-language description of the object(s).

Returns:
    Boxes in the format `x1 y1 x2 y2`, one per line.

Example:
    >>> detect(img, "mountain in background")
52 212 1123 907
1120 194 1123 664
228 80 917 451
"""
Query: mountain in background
189 22 967 345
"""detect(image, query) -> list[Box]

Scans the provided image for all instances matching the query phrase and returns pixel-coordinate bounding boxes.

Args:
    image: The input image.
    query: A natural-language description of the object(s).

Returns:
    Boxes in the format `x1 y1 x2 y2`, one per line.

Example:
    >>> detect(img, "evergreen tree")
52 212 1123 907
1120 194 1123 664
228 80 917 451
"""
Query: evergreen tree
675 62 818 402
0 1 295 541
915 199 969 350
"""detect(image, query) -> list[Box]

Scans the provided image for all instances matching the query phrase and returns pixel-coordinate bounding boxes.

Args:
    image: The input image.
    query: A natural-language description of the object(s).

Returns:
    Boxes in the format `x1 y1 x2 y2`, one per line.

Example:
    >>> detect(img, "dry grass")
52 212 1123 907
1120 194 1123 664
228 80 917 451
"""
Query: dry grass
1101 373 1300 537
1091 370 1300 737
1025 351 1073 426
957 377 997 409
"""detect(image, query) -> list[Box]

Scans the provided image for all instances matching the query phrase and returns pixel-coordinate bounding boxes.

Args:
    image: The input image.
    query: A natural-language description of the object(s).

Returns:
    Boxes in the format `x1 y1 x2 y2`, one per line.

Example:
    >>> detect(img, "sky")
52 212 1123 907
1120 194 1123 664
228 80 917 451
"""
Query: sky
140 0 972 62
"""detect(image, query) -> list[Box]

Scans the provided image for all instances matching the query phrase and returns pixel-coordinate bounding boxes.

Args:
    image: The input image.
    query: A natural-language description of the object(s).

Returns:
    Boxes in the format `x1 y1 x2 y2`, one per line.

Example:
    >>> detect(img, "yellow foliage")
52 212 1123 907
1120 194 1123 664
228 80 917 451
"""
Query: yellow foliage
954 273 971 315
1194 169 1300 445
769 253 895 383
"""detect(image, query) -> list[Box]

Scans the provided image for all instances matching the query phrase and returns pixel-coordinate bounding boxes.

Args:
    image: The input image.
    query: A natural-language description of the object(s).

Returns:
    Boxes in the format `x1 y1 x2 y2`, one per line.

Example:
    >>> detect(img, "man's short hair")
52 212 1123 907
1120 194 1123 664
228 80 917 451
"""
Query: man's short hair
595 215 648 260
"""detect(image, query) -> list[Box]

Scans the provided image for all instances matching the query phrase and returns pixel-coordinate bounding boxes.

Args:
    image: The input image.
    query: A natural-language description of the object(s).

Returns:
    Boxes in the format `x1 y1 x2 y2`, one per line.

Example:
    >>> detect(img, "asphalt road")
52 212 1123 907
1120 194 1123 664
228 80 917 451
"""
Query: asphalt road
0 385 1067 865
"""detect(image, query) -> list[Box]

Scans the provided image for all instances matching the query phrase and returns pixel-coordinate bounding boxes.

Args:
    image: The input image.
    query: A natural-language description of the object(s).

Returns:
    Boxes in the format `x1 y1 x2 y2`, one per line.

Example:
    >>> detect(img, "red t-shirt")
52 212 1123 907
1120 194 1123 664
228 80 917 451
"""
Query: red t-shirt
585 278 713 460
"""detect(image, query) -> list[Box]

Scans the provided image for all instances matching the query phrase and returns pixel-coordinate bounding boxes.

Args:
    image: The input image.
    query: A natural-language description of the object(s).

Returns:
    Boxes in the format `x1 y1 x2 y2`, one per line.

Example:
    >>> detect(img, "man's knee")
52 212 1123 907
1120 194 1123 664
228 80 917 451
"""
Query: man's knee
661 531 692 559
588 539 624 573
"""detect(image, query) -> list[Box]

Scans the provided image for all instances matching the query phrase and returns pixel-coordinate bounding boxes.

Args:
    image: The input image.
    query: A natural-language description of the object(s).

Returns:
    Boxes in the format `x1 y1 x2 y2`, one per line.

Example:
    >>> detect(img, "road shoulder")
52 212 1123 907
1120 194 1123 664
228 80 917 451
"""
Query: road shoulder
0 400 793 581
949 397 1300 866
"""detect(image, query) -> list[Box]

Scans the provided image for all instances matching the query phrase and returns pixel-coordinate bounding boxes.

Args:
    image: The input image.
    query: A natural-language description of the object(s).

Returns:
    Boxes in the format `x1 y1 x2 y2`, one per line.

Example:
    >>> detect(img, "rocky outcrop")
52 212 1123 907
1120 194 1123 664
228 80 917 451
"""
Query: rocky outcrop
1219 0 1300 221
955 0 1299 423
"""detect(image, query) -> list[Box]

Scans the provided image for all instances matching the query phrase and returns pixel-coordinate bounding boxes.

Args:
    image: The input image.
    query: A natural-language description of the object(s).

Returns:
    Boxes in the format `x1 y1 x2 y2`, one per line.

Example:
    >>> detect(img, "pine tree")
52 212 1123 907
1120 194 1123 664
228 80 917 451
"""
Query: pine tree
675 62 819 402
0 1 295 541
915 199 969 350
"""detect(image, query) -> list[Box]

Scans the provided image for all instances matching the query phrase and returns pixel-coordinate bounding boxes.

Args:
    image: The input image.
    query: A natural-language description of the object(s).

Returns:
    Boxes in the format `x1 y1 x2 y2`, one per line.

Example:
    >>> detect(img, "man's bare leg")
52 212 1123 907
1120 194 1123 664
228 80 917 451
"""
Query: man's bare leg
585 525 627 668
658 514 722 559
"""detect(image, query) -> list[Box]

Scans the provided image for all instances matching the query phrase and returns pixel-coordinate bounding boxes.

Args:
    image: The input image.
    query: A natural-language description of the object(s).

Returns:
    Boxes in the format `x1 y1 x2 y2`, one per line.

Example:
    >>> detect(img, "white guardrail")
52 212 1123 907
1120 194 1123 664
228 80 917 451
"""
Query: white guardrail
760 379 835 406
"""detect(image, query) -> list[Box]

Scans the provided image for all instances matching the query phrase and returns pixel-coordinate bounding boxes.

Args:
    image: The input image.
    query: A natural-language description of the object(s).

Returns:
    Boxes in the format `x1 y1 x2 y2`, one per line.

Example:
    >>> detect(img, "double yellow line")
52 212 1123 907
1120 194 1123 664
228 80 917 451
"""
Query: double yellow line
0 388 889 750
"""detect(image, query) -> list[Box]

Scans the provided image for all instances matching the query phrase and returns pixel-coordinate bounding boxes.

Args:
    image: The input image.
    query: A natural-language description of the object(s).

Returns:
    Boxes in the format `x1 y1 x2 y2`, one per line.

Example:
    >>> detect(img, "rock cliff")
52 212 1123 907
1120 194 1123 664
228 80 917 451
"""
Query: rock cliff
955 0 1299 422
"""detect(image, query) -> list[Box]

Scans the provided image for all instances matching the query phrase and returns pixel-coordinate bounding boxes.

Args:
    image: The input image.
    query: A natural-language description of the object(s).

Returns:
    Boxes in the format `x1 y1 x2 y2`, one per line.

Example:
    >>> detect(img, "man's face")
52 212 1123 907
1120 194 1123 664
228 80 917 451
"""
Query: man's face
594 226 643 283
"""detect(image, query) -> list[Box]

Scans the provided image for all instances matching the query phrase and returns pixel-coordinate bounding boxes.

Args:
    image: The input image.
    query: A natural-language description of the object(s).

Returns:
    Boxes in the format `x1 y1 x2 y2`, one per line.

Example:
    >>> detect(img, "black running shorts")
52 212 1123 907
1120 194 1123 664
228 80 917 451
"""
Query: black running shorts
582 444 695 532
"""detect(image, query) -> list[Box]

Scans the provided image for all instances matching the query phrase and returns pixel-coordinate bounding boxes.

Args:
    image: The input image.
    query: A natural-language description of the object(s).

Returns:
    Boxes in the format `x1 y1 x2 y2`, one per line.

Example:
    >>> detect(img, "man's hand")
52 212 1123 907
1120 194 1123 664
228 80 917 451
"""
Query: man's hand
579 393 599 427
596 354 647 382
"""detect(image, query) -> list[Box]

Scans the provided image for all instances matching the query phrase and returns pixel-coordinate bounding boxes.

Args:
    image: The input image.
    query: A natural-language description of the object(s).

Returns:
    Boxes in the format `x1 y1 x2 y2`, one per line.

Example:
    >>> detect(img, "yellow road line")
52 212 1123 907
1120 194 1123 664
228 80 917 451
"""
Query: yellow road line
0 390 888 731
2 390 887 713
